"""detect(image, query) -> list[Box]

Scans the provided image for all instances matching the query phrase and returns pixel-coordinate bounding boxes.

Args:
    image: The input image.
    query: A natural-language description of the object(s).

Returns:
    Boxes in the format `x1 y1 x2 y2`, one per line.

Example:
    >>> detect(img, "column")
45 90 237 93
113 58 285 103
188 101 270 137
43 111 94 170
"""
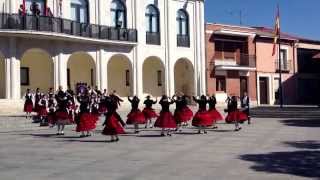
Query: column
100 49 108 91
4 58 11 99
9 38 20 99
95 49 101 89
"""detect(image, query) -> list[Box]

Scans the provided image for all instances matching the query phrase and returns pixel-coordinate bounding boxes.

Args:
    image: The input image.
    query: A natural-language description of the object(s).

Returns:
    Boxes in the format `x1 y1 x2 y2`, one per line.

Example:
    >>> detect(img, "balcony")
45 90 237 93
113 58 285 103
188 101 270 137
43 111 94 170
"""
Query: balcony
177 35 190 47
275 59 292 72
0 13 137 44
213 52 256 71
146 32 160 45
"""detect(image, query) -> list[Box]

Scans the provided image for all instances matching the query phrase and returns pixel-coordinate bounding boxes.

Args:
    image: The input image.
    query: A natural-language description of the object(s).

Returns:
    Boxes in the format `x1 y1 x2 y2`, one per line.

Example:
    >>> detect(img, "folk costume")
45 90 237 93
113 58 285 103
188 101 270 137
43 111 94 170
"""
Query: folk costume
241 93 251 124
102 95 126 142
23 89 33 119
225 96 248 131
126 96 146 133
154 95 176 136
208 95 223 129
76 93 96 137
173 95 193 132
142 96 158 128
55 90 70 135
192 95 212 134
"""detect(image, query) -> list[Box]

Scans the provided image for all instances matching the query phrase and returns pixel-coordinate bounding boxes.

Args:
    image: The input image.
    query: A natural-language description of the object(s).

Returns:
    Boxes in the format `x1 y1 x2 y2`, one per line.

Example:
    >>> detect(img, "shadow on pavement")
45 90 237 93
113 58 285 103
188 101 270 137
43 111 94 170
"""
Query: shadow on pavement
283 140 320 150
240 150 320 178
280 118 320 127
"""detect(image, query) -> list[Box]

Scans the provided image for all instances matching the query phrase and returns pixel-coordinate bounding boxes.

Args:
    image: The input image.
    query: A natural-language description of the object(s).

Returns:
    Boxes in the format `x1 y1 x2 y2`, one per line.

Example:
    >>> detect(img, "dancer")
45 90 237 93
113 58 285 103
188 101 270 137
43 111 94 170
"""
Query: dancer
173 94 193 132
47 91 56 127
38 94 48 126
102 94 126 142
192 95 212 134
34 88 41 114
225 96 248 131
23 89 33 119
154 95 176 136
126 96 146 133
76 91 96 137
98 89 108 114
142 95 158 128
241 92 251 124
55 88 69 135
208 95 223 129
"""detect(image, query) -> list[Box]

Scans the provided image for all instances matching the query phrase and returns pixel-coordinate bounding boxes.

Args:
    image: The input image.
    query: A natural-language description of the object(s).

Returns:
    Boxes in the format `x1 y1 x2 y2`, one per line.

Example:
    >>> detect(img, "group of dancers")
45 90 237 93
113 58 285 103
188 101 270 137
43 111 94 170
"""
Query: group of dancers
24 85 250 142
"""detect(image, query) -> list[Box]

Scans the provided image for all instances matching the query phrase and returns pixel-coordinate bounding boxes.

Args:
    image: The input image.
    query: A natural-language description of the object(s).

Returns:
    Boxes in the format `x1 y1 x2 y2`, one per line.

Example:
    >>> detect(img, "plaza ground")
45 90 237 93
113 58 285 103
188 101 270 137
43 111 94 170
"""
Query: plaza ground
0 107 319 180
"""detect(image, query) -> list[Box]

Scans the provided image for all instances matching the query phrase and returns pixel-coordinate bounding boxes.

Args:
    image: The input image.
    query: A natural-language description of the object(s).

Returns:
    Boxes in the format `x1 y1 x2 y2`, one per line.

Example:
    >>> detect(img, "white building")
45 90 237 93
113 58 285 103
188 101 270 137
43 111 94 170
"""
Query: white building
0 0 206 107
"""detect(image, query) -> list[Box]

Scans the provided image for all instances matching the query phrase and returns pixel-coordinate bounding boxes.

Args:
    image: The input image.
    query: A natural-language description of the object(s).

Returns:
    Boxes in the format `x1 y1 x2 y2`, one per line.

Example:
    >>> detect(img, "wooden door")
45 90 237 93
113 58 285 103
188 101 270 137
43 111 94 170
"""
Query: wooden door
259 77 268 104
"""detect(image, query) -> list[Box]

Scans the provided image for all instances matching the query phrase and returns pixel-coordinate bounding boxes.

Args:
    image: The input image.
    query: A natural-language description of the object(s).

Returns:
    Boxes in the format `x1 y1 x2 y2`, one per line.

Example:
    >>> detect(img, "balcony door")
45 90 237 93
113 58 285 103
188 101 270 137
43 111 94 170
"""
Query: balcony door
70 0 88 23
25 0 46 15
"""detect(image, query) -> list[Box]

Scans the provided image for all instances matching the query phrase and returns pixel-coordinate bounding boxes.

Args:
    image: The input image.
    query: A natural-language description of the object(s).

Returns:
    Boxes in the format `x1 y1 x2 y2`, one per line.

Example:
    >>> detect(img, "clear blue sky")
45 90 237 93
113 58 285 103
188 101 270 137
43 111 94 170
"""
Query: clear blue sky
205 0 319 40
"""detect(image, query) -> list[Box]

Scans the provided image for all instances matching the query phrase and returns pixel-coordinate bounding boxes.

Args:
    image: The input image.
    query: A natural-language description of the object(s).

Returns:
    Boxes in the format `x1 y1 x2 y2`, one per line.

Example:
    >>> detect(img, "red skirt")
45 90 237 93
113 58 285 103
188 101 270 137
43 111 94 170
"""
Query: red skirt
225 110 248 123
102 114 125 135
91 113 100 122
154 111 177 128
142 107 158 119
192 111 213 127
38 106 48 116
56 111 71 125
24 102 33 113
174 106 194 123
76 113 97 132
209 109 224 122
47 112 56 125
126 109 146 125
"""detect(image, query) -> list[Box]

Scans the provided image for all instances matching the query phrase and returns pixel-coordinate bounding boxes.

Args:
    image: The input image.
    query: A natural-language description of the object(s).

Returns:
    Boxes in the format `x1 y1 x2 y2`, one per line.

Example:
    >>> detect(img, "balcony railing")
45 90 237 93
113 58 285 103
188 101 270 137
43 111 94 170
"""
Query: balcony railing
0 13 137 43
146 32 160 45
214 53 256 68
275 59 292 72
177 35 190 47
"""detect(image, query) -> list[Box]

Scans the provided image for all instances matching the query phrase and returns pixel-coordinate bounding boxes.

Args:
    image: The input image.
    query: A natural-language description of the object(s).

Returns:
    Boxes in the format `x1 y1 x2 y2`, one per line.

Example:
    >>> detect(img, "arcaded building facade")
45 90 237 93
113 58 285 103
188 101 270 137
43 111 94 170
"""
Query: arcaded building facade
0 0 206 104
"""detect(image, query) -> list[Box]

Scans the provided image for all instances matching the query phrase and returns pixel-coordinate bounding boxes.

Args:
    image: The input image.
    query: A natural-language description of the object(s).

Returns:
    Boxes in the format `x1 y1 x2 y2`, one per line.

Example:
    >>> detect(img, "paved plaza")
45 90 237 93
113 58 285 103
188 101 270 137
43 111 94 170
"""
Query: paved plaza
0 108 320 180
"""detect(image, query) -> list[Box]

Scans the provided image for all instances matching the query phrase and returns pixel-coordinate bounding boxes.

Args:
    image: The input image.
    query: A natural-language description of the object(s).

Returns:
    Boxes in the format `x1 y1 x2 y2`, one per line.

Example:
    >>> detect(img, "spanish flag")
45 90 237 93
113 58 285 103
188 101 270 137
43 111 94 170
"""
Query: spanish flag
272 5 280 56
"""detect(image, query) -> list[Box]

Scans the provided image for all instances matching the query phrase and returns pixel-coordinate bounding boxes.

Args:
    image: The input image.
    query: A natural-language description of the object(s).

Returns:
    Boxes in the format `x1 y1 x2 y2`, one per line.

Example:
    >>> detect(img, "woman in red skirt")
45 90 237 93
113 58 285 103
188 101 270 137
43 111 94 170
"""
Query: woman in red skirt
126 96 146 133
38 94 48 126
102 95 126 142
23 89 33 119
225 96 248 131
55 89 70 135
76 92 97 137
154 95 176 136
208 95 223 129
192 95 212 134
47 91 56 127
173 94 193 132
142 96 158 128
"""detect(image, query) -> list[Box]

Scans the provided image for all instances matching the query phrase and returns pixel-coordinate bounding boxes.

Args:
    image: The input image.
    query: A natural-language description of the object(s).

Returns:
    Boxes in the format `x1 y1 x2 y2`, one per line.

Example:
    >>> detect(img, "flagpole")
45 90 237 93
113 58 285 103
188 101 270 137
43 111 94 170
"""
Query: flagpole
277 4 284 108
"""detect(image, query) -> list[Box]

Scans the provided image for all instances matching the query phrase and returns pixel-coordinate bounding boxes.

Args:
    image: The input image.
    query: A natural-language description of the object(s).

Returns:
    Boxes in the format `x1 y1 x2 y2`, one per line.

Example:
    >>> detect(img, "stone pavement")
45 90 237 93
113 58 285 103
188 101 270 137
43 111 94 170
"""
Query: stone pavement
0 109 319 180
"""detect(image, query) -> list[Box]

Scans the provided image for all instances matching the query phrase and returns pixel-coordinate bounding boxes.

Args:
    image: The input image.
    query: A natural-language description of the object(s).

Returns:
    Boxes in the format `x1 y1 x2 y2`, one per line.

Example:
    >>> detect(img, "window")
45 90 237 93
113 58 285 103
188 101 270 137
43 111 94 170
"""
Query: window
157 70 162 86
111 0 126 28
125 69 130 86
216 76 226 92
279 49 289 70
176 9 189 36
70 0 88 23
21 67 30 86
145 5 159 33
26 0 46 15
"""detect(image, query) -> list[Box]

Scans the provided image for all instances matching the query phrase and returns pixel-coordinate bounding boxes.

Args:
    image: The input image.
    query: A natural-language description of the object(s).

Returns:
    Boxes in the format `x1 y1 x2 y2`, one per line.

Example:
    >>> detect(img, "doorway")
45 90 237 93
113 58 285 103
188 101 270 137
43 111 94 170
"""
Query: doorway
259 77 268 104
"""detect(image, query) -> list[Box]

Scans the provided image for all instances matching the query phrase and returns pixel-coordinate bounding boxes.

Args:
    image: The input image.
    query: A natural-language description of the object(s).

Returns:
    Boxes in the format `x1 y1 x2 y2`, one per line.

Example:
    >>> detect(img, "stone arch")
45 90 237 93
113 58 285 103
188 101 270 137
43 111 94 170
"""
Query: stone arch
20 48 54 95
67 52 96 90
174 58 195 96
143 56 165 97
107 54 133 97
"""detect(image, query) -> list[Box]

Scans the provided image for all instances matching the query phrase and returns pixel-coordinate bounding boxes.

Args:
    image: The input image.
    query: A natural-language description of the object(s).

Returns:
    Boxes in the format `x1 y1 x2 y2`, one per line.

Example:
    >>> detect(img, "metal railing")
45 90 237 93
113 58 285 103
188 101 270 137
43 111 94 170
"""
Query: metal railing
214 53 256 67
146 32 160 45
275 59 292 72
177 35 190 47
0 13 138 43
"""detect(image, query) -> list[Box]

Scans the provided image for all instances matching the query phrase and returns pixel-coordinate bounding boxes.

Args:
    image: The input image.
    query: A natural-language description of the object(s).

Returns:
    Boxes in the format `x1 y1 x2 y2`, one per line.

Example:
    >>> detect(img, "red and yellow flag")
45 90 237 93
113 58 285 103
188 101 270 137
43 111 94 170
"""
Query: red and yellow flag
272 5 280 56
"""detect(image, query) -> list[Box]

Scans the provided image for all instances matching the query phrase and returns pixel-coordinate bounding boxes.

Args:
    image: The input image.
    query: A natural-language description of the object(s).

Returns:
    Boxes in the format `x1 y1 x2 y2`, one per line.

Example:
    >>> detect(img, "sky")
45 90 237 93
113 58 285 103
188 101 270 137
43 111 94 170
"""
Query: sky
205 0 319 40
